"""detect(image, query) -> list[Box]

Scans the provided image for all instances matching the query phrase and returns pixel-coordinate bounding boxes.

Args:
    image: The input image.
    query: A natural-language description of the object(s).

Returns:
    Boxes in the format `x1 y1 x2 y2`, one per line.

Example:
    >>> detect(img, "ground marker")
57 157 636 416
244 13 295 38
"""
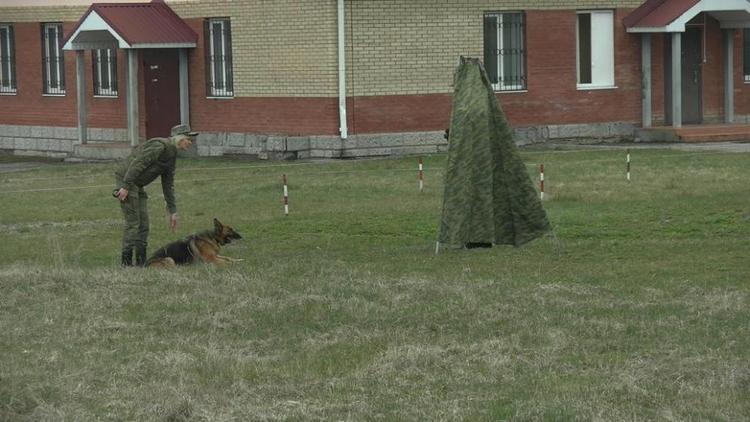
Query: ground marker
626 149 631 182
418 157 424 192
540 164 545 200
282 174 289 216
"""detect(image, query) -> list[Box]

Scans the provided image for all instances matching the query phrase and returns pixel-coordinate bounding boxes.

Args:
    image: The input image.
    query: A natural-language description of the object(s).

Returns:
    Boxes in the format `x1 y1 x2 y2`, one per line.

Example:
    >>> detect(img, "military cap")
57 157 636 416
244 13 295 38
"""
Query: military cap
170 124 199 137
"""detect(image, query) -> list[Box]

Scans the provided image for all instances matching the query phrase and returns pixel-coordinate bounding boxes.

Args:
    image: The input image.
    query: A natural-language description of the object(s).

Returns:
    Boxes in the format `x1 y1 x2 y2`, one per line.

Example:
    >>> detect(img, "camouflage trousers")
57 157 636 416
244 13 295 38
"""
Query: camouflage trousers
116 178 149 251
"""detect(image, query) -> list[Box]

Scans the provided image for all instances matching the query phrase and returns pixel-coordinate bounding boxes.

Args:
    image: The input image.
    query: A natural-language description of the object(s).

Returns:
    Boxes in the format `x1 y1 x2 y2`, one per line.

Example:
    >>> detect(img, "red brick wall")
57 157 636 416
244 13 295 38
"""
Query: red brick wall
0 19 340 137
735 30 750 115
0 22 128 129
651 33 666 125
703 16 726 122
184 19 339 136
2 11 746 138
348 9 645 134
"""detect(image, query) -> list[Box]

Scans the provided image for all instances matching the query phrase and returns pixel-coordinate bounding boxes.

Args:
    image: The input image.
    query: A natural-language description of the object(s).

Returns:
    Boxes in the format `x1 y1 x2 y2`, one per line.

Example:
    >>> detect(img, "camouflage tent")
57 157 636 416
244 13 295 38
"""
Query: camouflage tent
438 57 550 248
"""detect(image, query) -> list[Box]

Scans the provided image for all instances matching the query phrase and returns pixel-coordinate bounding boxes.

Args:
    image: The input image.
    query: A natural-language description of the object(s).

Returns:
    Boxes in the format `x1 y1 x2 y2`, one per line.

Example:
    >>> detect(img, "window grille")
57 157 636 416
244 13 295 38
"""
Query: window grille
93 49 118 96
204 18 234 97
41 23 65 95
0 24 16 94
484 12 526 91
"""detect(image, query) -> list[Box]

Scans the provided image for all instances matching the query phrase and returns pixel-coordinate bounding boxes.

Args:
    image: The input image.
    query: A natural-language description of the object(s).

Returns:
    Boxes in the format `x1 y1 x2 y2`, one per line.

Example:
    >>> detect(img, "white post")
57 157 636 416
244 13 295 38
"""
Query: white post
671 32 682 128
126 49 139 146
75 50 87 144
724 29 735 124
337 0 348 139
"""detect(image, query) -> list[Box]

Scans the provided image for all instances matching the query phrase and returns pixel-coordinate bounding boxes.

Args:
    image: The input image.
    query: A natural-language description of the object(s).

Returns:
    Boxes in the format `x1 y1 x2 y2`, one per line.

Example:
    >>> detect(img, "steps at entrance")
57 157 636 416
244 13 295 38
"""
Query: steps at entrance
676 126 750 143
73 142 132 160
637 124 750 143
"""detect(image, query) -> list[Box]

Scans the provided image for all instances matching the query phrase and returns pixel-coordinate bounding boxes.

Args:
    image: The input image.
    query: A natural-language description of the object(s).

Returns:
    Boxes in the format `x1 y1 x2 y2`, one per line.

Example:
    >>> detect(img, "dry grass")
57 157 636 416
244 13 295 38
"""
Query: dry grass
1 149 749 421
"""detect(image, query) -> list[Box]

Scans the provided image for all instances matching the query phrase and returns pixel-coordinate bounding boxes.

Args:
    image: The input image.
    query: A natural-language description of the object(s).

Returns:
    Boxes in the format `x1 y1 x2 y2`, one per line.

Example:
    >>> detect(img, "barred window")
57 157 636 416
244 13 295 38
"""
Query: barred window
484 12 526 91
204 18 234 97
92 49 118 97
42 22 65 95
0 24 16 94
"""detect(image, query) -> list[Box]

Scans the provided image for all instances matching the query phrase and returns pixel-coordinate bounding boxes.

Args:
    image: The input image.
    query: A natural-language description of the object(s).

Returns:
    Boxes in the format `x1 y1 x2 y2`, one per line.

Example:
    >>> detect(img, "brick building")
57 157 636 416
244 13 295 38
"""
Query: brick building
1 0 750 159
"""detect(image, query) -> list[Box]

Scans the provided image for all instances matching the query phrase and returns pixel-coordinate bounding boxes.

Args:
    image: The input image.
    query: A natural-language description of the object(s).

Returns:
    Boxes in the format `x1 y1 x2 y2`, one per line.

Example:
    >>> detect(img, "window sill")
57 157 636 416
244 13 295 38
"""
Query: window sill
43 93 66 97
0 91 17 96
495 89 528 94
577 85 617 91
206 96 234 100
94 95 119 99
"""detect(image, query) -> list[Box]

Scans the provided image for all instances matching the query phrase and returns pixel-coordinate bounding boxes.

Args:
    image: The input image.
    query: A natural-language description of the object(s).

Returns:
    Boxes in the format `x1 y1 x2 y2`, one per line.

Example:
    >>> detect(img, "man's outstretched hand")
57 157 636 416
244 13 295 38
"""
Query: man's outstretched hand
169 213 178 233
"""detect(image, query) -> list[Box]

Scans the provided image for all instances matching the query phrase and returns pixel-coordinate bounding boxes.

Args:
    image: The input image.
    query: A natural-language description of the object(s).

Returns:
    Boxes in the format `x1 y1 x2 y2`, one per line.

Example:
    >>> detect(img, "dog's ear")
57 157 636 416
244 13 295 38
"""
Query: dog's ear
213 218 222 231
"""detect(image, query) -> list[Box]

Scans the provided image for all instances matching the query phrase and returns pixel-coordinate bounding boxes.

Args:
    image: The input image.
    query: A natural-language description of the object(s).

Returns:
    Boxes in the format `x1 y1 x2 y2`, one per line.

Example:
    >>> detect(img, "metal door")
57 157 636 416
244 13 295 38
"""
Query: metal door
681 27 703 124
143 49 180 139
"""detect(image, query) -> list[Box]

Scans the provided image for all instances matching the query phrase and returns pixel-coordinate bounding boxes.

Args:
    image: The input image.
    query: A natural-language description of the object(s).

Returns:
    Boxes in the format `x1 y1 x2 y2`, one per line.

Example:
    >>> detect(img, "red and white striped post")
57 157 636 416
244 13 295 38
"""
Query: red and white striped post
282 174 289 216
418 157 424 192
539 164 545 201
626 149 631 182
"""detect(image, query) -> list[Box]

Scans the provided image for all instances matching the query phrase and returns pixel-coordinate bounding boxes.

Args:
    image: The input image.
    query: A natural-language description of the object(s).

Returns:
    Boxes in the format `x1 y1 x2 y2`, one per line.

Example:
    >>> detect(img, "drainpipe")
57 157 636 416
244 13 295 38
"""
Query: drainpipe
337 0 348 139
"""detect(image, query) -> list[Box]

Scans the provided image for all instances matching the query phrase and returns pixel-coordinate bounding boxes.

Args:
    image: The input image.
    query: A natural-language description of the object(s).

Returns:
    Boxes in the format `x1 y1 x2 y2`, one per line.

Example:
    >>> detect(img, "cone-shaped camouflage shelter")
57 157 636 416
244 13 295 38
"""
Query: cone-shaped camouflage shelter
438 57 551 247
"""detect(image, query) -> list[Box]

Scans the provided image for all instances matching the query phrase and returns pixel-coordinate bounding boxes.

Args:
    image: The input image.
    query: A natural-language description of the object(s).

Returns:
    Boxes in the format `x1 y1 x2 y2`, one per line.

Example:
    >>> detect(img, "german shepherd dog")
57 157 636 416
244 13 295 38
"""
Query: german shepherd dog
146 218 243 267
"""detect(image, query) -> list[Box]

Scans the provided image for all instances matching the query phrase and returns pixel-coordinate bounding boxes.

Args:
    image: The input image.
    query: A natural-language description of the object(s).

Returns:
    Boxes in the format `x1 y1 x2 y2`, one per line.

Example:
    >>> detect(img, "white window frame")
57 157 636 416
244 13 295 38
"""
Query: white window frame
42 22 65 95
576 10 615 90
208 18 233 97
0 24 16 95
93 49 117 97
485 12 526 92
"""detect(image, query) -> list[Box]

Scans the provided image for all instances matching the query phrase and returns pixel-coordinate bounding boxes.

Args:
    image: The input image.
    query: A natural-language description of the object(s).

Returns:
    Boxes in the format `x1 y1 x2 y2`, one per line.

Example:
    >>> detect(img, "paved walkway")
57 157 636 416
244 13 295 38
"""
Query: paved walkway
532 141 750 153
2 141 748 174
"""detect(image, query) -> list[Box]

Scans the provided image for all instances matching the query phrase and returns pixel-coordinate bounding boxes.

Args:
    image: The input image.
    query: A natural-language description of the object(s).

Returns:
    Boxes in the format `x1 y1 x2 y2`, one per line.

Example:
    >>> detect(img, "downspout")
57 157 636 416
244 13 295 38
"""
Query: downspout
337 0 348 139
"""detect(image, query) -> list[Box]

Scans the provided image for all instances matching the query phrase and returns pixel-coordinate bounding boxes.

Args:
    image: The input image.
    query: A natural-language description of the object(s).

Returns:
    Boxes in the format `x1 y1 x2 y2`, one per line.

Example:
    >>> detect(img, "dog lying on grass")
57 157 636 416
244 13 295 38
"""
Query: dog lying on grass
146 218 243 267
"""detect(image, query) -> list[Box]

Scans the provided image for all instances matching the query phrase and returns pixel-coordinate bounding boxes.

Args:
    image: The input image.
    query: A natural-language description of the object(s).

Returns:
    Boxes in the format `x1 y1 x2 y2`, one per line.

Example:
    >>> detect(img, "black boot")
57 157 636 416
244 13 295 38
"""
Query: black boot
135 246 147 267
121 248 133 266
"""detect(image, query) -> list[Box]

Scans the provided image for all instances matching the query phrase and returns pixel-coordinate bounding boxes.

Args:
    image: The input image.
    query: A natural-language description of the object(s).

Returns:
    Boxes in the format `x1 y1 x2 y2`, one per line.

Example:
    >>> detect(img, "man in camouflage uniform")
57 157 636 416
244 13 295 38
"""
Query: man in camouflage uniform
114 124 197 266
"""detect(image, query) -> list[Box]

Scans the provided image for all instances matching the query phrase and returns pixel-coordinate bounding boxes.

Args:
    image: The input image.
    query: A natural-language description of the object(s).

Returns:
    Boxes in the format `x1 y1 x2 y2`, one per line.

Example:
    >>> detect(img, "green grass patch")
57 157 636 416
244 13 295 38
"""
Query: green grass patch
0 148 749 420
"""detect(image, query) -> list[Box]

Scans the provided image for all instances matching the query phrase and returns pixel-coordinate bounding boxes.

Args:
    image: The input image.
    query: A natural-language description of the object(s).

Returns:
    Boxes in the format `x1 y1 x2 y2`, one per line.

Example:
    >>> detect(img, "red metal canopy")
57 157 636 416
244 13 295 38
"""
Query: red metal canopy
624 0 700 30
64 0 197 48
624 0 750 32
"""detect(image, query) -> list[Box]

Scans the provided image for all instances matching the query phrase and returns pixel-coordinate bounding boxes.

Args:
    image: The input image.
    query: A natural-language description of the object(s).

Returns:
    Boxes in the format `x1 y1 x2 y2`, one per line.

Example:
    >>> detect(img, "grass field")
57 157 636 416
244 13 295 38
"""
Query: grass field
0 148 748 421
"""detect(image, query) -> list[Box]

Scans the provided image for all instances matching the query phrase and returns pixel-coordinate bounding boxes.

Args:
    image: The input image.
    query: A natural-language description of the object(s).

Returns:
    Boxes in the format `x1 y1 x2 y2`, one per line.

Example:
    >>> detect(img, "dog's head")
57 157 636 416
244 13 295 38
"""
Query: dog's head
213 218 242 245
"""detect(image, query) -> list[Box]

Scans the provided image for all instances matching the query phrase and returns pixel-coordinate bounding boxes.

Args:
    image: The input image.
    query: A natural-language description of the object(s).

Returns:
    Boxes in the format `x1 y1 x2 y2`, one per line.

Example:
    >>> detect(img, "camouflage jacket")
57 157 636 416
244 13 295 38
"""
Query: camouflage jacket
115 137 178 213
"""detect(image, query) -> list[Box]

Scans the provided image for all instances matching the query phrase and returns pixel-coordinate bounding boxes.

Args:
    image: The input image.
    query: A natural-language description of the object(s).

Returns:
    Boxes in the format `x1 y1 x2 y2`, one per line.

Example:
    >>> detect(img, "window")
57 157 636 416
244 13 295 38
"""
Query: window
0 24 16 94
576 10 614 89
204 18 233 97
42 23 65 95
484 12 526 91
93 49 117 96
743 29 750 82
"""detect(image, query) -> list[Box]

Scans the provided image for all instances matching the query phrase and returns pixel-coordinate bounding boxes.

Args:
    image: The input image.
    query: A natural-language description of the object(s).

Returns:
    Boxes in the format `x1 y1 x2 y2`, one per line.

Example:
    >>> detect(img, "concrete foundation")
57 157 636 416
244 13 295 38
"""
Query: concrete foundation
0 121 638 160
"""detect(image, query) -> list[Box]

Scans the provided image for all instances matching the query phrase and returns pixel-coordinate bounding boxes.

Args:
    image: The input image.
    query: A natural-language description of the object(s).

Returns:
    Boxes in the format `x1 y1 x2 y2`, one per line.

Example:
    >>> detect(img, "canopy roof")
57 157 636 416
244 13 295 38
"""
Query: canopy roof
624 0 750 32
63 1 197 50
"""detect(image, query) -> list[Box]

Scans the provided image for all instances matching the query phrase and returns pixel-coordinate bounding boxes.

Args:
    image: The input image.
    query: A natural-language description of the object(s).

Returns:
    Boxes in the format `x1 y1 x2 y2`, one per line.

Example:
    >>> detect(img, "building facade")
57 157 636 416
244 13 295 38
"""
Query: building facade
1 0 750 159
